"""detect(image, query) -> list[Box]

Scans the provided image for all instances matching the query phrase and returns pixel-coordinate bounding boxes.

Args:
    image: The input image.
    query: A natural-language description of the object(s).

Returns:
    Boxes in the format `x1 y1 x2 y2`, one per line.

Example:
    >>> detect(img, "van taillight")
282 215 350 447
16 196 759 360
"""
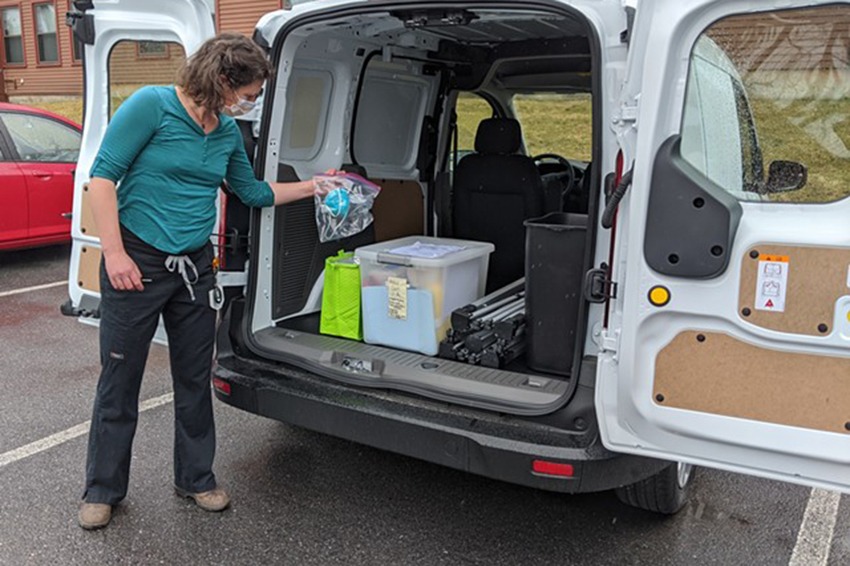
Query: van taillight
213 377 231 396
532 460 574 478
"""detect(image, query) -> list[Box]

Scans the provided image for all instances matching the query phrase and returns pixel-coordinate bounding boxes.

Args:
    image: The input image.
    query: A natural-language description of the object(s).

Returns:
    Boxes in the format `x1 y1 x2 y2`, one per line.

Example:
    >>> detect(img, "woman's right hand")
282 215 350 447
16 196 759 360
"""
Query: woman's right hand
104 250 144 291
312 169 342 197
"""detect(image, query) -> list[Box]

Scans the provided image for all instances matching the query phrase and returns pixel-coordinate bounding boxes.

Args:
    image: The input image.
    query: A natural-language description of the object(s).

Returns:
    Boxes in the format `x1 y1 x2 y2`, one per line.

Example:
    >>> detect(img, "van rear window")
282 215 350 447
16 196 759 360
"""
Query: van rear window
681 6 850 204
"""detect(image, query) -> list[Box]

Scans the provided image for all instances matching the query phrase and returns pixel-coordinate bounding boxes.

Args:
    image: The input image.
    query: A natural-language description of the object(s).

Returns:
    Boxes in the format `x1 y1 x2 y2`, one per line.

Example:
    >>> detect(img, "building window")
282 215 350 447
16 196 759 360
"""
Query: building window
34 2 59 64
2 7 24 65
137 41 168 59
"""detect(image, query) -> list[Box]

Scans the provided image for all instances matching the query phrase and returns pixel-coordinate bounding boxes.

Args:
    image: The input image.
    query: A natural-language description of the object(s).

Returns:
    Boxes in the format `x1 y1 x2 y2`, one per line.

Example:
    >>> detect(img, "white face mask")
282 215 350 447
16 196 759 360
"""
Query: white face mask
223 97 257 117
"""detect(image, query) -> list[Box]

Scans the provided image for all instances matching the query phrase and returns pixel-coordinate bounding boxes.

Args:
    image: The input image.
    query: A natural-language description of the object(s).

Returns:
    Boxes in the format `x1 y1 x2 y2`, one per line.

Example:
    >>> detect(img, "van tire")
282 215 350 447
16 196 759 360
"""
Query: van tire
615 462 694 515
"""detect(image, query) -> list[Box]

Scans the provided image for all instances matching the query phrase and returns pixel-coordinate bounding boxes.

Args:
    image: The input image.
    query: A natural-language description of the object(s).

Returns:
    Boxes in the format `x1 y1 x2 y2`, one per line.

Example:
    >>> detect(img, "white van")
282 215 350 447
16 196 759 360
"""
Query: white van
66 0 850 514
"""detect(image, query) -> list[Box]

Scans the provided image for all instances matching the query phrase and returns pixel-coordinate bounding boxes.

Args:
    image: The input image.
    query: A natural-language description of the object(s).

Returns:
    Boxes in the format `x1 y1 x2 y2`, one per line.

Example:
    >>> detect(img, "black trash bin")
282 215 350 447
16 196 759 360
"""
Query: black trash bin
524 212 588 376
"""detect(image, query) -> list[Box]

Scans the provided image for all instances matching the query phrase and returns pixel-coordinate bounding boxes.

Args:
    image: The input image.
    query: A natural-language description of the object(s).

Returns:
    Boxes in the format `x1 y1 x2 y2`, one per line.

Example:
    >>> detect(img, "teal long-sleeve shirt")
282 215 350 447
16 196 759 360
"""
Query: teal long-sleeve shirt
90 85 274 254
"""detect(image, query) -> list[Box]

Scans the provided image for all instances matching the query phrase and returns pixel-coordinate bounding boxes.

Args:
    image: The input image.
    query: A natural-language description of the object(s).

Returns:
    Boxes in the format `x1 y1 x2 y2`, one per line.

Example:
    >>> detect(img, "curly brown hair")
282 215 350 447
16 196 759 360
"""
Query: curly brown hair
176 33 272 112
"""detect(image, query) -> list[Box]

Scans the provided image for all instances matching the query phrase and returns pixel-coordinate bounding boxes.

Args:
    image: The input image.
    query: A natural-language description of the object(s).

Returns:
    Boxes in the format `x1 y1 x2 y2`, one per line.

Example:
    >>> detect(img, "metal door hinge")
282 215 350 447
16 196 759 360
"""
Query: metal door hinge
600 328 621 354
620 6 636 44
614 102 638 125
66 3 95 46
217 270 248 288
213 230 250 254
60 296 100 318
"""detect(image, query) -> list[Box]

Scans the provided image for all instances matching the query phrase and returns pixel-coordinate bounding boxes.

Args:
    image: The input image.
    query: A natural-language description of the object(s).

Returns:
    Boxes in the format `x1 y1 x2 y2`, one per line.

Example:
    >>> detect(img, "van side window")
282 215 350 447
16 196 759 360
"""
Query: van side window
281 69 332 161
681 6 850 203
352 63 433 172
455 93 494 155
513 93 592 161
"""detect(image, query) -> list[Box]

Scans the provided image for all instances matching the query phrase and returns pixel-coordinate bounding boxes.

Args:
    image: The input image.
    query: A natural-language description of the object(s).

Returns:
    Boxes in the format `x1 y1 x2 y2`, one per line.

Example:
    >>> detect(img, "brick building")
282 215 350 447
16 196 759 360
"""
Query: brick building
0 0 287 99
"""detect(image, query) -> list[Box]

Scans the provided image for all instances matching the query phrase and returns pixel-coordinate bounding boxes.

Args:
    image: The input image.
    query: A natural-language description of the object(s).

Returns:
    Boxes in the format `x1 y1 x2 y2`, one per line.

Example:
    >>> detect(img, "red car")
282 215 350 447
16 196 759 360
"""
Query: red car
0 103 81 251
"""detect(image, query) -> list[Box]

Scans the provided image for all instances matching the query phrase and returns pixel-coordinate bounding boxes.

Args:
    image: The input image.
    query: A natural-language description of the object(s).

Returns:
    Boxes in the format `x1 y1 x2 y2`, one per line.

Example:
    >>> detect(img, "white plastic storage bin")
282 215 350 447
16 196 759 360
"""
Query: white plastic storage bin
355 236 494 355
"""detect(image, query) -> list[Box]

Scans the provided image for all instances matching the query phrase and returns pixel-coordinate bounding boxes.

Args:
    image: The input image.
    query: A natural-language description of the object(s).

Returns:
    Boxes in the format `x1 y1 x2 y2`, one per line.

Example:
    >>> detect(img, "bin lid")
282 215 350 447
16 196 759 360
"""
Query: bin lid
355 236 494 267
524 212 589 230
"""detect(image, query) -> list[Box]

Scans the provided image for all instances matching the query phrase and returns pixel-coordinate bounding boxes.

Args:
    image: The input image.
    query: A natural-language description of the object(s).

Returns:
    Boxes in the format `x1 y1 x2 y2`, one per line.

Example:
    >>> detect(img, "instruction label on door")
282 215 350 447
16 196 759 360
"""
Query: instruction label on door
755 255 789 312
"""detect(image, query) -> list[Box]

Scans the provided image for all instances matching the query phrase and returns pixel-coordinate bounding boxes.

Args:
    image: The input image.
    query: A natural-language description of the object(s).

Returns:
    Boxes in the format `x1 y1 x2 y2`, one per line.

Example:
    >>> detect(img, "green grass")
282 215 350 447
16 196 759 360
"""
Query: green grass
514 94 593 161
459 87 850 204
37 99 83 124
34 84 144 124
750 97 850 203
457 93 593 161
28 87 850 204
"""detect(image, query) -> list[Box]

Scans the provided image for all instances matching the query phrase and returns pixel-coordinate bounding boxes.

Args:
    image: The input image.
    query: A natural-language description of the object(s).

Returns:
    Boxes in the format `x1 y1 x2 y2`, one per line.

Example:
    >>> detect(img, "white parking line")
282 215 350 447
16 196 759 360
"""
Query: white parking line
0 280 66 298
0 393 173 469
789 488 841 566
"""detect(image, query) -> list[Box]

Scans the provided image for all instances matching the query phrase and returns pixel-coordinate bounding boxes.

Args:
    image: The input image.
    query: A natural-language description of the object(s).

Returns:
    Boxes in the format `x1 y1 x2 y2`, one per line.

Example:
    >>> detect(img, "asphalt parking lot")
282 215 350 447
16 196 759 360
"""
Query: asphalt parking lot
1 244 848 566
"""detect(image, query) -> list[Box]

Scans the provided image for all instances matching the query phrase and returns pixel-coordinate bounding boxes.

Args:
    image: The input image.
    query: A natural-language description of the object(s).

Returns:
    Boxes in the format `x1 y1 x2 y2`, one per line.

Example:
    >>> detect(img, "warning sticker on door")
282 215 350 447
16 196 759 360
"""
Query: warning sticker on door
755 255 789 312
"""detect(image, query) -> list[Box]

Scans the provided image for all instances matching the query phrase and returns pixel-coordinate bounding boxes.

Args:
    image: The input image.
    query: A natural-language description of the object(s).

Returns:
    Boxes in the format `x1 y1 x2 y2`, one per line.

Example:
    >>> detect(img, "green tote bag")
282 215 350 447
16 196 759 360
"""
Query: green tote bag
320 250 362 340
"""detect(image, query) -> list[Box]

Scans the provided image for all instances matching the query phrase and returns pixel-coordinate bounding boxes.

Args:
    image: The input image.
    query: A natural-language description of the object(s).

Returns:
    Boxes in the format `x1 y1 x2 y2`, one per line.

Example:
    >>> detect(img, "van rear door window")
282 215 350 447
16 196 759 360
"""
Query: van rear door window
681 6 850 203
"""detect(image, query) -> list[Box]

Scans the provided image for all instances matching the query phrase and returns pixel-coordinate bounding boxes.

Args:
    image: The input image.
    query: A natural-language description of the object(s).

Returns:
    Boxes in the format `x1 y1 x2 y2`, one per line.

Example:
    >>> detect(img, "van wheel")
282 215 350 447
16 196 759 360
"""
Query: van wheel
615 462 694 515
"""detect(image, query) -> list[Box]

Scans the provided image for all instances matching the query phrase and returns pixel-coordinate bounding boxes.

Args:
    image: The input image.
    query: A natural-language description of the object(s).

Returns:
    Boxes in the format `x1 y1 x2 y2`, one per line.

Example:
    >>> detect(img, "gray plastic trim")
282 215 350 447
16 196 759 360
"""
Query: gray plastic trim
644 135 742 279
252 327 570 416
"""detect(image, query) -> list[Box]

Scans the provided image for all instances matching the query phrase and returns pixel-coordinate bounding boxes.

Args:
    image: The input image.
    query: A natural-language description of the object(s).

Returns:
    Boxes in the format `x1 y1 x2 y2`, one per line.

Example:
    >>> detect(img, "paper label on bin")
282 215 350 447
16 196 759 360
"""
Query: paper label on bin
387 276 408 320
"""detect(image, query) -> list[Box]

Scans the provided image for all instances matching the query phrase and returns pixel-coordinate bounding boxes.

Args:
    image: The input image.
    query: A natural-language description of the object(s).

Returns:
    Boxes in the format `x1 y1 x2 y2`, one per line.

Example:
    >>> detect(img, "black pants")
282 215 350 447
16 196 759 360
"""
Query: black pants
83 227 217 505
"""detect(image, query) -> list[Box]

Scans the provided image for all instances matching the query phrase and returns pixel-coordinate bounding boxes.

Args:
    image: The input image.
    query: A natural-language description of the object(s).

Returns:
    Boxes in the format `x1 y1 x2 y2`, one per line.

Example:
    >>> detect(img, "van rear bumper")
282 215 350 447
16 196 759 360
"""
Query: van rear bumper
213 356 667 494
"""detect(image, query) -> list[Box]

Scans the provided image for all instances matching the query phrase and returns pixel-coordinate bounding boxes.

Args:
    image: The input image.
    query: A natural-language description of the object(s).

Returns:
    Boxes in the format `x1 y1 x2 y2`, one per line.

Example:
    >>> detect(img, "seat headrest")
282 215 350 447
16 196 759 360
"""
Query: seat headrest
474 118 522 155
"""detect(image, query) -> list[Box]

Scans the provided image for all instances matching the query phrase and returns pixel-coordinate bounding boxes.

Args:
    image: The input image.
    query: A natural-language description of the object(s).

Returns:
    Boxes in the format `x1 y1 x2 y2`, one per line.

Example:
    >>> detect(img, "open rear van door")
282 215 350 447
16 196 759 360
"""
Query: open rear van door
598 0 850 492
64 0 215 318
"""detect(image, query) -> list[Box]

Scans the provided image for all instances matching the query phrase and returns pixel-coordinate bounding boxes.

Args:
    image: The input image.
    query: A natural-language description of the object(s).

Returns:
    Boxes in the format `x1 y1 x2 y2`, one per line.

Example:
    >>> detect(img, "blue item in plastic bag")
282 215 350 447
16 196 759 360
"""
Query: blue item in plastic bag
313 173 381 243
324 188 350 217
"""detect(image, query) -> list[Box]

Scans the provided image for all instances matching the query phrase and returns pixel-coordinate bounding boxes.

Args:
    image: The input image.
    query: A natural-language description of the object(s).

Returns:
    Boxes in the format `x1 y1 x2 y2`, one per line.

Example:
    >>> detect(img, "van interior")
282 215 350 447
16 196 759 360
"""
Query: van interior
239 4 602 416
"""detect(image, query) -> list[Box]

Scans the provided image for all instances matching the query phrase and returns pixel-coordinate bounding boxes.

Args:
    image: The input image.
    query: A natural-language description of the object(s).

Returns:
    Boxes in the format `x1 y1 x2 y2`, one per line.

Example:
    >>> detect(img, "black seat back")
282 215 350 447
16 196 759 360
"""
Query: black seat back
452 118 545 292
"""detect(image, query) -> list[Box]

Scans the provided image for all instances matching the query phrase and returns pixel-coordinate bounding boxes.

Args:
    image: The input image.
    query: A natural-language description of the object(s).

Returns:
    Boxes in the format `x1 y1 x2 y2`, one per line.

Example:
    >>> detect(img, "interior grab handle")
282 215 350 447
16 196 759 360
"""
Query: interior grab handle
600 167 633 229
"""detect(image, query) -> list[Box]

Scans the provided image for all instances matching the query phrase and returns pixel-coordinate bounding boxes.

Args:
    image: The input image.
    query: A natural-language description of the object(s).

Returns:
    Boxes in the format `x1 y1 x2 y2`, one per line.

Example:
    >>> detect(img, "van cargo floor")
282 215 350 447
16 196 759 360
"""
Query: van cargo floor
252 327 570 416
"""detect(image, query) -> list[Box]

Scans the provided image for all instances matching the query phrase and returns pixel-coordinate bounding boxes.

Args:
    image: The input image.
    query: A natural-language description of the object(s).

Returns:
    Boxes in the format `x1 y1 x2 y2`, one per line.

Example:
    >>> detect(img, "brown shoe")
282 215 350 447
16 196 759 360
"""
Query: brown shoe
176 486 231 512
78 503 112 530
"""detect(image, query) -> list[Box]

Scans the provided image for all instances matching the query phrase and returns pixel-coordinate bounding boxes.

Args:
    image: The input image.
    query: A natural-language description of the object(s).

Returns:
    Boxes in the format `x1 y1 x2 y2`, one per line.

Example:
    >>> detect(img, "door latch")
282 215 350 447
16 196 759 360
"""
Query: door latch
584 265 617 303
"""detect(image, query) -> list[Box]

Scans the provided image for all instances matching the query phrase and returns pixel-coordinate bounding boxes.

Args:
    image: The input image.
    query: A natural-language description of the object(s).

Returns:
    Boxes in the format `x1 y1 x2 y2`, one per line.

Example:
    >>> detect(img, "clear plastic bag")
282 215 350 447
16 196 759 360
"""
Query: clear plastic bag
313 173 381 243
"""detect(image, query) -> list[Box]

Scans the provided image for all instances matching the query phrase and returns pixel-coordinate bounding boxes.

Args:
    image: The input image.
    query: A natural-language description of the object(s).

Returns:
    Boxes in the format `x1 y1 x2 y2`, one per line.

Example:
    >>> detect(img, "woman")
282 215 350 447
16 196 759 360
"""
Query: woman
78 33 326 529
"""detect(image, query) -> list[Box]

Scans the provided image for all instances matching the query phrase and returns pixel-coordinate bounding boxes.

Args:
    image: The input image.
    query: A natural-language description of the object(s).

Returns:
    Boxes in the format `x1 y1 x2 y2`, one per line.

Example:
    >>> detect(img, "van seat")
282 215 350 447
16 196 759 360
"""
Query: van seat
451 118 545 292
